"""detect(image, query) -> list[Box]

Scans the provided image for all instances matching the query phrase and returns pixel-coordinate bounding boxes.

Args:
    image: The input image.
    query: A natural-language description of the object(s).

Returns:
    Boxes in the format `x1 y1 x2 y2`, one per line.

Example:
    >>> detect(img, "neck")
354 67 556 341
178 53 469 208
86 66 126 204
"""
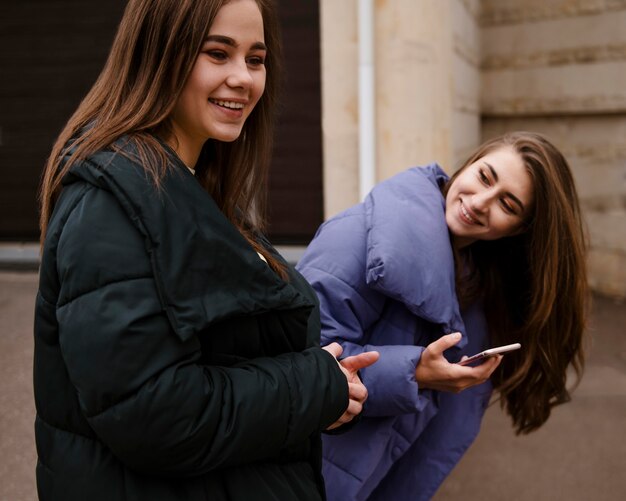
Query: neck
164 128 203 170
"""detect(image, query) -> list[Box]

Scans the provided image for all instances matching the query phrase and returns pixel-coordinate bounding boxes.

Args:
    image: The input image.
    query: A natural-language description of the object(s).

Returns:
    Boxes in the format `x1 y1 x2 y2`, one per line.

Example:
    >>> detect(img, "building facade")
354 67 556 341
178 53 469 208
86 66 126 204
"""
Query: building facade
1 0 624 296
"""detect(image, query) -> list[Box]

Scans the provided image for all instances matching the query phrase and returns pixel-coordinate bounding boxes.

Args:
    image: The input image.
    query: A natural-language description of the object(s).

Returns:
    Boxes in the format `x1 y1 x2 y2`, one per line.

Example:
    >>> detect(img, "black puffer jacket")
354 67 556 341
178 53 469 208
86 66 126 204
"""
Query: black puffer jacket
34 142 348 500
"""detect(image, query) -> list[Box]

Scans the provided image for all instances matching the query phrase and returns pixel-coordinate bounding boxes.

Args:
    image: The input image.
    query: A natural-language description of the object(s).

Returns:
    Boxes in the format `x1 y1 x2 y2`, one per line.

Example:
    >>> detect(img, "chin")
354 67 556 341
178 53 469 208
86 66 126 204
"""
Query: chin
215 133 243 143
209 125 246 143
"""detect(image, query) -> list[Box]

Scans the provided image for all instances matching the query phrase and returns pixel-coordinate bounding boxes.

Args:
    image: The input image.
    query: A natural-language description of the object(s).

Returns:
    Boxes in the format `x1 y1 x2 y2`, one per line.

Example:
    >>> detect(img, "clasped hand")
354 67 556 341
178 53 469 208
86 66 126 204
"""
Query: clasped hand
415 332 502 393
322 343 379 430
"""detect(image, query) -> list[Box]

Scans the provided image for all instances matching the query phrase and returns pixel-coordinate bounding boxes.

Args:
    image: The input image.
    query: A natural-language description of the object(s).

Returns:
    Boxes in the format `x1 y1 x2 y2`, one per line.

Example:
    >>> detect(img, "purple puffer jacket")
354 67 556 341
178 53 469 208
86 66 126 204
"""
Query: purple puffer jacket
297 164 493 501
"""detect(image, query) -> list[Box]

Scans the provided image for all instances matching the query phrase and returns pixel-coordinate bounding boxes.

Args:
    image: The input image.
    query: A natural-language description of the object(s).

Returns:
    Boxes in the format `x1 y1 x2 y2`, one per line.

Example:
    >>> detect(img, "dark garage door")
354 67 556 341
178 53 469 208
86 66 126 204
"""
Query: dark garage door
0 0 323 244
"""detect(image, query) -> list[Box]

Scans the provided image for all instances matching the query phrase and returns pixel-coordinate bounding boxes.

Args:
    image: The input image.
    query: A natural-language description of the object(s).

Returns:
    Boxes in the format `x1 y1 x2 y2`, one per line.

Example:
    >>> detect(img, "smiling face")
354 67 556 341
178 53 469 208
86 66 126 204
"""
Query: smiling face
445 146 534 249
168 0 267 167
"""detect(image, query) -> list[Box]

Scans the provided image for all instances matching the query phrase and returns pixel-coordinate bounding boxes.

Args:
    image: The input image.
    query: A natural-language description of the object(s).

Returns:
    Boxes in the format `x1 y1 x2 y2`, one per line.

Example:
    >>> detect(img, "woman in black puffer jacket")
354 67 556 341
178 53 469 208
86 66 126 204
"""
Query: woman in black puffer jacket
34 1 377 499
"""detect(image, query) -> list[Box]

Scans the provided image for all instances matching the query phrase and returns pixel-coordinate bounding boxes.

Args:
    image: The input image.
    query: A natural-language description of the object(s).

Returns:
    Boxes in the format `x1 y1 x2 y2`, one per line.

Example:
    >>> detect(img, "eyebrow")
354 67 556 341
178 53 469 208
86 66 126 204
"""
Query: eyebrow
205 35 267 51
484 161 526 213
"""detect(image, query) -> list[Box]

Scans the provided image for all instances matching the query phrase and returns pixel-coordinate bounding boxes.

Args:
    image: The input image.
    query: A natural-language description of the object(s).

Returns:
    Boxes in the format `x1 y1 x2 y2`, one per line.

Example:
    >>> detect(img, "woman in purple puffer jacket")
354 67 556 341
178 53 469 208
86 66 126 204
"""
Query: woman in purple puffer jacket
297 132 588 501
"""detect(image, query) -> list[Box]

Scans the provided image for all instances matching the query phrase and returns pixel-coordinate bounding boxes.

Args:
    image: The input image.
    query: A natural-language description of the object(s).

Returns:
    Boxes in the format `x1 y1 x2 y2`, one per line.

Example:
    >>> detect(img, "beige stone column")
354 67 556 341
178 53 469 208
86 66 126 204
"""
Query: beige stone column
320 0 482 219
377 0 481 177
319 0 360 219
375 0 461 180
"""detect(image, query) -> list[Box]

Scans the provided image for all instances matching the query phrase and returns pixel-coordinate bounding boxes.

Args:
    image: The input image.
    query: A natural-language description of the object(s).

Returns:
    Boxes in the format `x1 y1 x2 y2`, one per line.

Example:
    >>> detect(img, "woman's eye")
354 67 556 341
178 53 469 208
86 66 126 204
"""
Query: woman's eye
478 169 490 185
247 55 266 66
500 199 515 214
206 50 227 61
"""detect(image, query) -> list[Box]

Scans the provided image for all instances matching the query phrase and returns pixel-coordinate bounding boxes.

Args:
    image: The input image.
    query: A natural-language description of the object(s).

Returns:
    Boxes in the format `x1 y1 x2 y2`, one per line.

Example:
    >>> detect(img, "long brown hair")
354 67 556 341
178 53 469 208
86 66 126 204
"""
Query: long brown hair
446 131 589 434
39 0 286 276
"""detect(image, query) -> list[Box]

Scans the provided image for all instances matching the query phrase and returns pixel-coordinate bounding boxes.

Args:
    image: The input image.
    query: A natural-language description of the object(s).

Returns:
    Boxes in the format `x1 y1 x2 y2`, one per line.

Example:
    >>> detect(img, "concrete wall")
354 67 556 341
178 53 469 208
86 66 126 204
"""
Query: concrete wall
481 0 626 297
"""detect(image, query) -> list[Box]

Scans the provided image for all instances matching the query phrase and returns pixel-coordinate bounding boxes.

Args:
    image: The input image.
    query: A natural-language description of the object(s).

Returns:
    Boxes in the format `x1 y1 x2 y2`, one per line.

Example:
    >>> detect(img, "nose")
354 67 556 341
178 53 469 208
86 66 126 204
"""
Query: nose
470 188 496 214
226 59 254 89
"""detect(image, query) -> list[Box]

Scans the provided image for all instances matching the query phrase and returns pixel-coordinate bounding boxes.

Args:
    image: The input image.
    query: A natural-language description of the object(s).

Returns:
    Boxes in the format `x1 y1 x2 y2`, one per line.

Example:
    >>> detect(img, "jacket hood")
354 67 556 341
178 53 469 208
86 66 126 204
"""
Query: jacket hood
62 141 312 342
364 163 466 343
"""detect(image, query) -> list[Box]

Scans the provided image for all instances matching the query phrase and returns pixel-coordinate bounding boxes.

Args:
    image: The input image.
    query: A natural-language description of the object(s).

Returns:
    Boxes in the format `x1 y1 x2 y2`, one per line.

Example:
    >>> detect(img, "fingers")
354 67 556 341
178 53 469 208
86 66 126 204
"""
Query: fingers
325 384 368 431
456 355 502 389
321 342 343 359
479 354 503 378
469 354 501 375
322 344 371 429
328 408 359 429
348 381 367 403
335 394 366 424
425 332 462 357
344 397 364 417
340 351 380 372
417 346 501 393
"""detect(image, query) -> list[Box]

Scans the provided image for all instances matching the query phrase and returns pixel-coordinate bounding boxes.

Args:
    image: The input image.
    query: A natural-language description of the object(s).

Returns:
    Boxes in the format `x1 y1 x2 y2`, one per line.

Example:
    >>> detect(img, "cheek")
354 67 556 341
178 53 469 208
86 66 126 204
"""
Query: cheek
183 60 205 90
447 178 472 199
494 217 523 238
445 184 458 206
192 74 212 99
254 71 266 99
444 209 458 235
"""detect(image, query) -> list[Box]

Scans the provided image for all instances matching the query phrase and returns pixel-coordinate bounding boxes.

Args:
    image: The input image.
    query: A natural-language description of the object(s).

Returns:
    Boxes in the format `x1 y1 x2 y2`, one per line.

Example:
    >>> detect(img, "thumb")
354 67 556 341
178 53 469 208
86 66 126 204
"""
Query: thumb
340 351 380 372
322 342 343 359
428 332 462 356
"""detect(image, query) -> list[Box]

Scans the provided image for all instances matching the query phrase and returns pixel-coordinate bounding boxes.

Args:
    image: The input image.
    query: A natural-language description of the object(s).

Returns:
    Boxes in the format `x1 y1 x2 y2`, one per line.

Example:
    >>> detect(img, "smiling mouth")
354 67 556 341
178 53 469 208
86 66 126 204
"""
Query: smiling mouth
460 201 482 225
209 99 245 110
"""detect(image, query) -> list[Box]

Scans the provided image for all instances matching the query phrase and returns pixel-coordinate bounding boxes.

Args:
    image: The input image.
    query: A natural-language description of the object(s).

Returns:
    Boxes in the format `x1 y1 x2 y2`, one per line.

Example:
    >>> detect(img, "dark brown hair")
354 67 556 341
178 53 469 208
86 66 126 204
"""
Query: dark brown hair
39 0 286 276
446 131 589 434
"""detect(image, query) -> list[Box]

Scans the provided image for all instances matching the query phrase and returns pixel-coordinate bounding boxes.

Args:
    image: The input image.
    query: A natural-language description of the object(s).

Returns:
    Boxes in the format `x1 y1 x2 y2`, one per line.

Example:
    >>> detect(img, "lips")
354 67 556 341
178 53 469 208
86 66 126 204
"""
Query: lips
459 200 482 226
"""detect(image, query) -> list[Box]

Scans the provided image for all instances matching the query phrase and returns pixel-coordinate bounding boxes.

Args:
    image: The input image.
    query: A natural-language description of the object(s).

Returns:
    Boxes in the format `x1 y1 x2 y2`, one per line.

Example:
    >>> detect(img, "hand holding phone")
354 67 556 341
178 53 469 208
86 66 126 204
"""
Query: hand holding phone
457 343 521 366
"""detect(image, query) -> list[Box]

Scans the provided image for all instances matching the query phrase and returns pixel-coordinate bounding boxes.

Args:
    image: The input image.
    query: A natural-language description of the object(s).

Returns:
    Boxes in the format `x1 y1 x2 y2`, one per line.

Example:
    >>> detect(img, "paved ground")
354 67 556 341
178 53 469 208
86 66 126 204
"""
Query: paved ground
434 291 626 501
1 270 624 500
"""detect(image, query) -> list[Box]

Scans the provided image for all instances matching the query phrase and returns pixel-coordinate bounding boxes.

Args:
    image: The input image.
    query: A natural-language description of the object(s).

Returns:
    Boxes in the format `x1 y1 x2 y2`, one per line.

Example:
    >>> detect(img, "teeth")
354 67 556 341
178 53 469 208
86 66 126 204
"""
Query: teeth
211 99 244 109
461 202 475 223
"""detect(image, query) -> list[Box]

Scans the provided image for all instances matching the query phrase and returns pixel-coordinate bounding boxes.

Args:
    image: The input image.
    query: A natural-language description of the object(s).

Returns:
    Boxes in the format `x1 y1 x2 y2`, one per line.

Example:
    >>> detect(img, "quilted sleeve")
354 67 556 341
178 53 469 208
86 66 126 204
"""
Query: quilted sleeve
297 211 433 417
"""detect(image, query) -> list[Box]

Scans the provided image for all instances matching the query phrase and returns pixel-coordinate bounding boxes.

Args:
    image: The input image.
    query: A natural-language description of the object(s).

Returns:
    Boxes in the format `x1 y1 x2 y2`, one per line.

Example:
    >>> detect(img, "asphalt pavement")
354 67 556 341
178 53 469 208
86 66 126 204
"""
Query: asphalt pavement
1 271 624 500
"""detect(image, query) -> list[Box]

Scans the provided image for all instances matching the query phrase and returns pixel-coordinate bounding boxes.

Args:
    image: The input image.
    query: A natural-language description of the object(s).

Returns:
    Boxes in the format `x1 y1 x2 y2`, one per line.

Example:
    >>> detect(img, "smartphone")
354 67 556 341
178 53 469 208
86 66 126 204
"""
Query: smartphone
457 343 521 366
